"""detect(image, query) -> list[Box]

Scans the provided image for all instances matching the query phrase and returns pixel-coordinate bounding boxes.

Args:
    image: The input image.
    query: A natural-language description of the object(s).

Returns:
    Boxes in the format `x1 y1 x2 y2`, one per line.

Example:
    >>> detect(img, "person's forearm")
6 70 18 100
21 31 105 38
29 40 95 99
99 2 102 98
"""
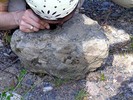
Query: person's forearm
0 11 24 30
0 12 18 30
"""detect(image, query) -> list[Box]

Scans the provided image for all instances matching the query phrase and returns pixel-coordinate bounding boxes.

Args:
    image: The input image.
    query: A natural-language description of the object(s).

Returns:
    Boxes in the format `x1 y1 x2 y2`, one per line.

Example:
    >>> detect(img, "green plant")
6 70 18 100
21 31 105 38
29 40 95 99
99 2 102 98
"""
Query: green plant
100 73 106 81
14 69 27 91
0 69 27 100
5 35 11 44
75 89 88 100
53 78 70 87
0 92 13 100
3 31 12 44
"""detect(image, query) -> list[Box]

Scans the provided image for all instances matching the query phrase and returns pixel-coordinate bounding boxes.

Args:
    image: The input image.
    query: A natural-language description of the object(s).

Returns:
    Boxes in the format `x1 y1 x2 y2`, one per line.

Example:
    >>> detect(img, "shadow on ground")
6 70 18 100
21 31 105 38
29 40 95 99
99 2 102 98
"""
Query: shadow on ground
82 0 133 35
108 77 133 100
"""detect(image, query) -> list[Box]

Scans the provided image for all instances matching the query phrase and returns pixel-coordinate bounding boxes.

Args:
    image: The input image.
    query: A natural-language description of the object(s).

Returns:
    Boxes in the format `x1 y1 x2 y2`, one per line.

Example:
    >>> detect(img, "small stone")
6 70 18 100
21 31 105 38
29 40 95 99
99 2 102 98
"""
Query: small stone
131 62 133 65
3 53 10 57
116 76 123 83
43 82 53 92
101 2 111 7
43 86 53 92
5 92 22 100
100 1 113 11
110 12 121 18
105 85 110 90
128 83 133 92
103 25 130 50
26 79 34 86
86 82 100 96
0 40 3 47
113 79 117 83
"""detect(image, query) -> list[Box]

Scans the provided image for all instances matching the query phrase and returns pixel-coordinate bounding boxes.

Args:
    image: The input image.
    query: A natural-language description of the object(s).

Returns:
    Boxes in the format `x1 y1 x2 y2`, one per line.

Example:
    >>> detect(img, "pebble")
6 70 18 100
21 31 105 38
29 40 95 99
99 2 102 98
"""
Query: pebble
116 75 123 83
5 92 22 100
0 40 3 47
128 83 133 92
43 82 53 92
26 79 34 86
86 82 100 96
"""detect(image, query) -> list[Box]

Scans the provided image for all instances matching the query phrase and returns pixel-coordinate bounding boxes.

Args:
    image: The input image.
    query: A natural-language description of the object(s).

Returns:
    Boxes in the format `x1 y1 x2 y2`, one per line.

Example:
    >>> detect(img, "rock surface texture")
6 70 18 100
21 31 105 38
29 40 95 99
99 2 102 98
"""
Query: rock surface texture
112 0 133 8
11 14 109 80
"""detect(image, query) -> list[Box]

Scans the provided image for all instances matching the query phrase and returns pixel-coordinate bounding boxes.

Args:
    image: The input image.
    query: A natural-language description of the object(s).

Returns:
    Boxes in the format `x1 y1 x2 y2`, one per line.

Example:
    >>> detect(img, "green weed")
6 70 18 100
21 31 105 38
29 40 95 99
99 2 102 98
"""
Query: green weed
100 73 106 81
0 69 27 100
53 78 70 87
3 31 11 44
75 89 88 100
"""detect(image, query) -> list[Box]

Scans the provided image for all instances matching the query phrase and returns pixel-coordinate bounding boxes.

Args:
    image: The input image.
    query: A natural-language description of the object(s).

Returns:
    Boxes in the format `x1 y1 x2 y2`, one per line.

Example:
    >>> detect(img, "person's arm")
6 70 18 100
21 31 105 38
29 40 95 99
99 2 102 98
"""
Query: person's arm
0 1 24 30
0 1 50 32
0 11 24 30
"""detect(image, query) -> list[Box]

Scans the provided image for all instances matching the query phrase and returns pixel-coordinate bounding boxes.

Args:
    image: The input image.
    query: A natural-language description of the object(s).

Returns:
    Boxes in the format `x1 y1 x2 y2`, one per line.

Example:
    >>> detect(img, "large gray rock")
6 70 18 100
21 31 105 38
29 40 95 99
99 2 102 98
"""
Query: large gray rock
11 14 109 80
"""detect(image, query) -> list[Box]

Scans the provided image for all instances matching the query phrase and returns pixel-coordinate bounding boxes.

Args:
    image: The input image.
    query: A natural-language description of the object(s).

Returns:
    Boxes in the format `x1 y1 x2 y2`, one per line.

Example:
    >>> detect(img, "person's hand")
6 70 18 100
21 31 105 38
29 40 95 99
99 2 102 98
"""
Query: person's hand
19 9 50 33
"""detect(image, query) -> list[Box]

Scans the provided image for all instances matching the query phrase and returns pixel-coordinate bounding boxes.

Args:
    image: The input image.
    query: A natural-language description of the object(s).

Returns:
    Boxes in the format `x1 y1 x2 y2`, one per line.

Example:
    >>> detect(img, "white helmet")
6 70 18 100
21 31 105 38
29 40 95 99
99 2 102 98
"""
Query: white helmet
26 0 79 20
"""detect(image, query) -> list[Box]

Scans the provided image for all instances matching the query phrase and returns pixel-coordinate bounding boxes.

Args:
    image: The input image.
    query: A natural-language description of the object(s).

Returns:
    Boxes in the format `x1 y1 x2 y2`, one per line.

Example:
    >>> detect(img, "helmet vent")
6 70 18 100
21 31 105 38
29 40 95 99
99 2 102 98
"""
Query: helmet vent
54 6 57 8
52 12 57 15
70 0 74 3
57 0 61 3
63 8 65 10
55 14 61 17
37 10 41 14
41 10 45 13
47 10 50 14
44 5 46 7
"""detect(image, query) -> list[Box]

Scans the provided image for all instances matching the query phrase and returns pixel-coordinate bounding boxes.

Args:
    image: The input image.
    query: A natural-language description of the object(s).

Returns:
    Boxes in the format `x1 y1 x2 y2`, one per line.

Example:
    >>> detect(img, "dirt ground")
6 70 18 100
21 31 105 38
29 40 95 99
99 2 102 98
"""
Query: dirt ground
0 0 133 100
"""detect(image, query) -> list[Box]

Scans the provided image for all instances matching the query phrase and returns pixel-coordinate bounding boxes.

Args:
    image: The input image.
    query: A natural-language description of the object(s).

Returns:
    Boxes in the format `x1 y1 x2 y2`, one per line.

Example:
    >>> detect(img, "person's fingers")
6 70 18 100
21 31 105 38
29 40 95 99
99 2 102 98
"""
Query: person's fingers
26 9 41 23
45 23 50 29
30 25 39 32
22 9 45 29
42 22 50 29
23 29 33 33
20 20 39 32
22 15 41 29
39 20 50 29
20 25 39 33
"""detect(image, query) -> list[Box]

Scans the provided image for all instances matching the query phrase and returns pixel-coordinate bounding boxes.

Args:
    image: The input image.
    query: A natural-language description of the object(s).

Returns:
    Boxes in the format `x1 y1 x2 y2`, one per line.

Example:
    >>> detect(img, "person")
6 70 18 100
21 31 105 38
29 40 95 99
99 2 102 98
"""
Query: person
0 0 80 33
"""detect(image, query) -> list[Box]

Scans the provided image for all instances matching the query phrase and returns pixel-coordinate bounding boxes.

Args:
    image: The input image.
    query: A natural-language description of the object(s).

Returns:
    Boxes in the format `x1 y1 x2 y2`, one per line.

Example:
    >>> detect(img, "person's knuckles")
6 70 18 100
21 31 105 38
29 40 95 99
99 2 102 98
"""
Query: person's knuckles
19 27 26 32
35 18 41 23
33 23 41 29
25 29 32 33
20 20 25 26
22 15 29 22
25 9 32 14
34 27 39 32
40 21 49 29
